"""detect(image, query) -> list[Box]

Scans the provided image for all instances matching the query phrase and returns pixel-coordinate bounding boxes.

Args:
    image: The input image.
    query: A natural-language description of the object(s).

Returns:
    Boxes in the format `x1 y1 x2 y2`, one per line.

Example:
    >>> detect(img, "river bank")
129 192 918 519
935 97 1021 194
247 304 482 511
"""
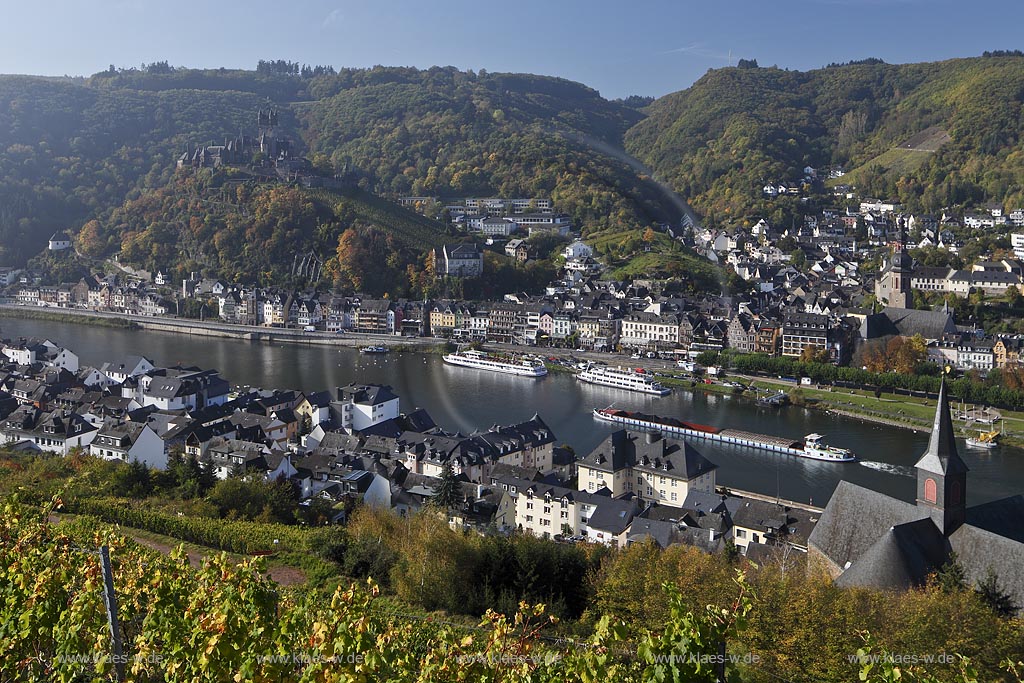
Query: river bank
6 313 1022 506
0 306 138 329
2 303 1019 448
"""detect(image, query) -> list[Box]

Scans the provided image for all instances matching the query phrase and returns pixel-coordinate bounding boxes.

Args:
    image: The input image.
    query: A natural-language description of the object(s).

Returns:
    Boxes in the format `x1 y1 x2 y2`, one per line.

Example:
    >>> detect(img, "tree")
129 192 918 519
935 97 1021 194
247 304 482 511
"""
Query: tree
432 462 463 511
789 248 807 269
77 220 106 257
799 344 828 364
1006 285 1021 306
976 569 1018 617
109 460 152 498
933 553 967 594
636 572 753 683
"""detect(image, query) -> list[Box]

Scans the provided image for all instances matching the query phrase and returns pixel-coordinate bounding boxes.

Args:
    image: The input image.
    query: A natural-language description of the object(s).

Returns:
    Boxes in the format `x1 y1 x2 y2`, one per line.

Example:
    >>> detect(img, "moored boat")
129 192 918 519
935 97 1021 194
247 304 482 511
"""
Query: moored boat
966 419 1001 449
442 348 547 377
576 364 671 396
360 346 389 354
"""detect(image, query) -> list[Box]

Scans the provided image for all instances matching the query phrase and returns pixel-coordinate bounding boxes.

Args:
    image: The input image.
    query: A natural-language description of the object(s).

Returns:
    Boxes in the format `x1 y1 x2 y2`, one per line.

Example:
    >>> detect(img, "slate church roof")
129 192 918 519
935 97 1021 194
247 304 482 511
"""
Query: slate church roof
808 380 1024 609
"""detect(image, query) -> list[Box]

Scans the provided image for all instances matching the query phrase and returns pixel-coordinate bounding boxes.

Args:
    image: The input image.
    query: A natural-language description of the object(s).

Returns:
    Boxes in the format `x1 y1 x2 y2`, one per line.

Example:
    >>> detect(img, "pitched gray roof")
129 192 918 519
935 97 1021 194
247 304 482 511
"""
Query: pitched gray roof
808 481 925 570
581 430 717 481
949 523 1024 610
586 497 638 535
627 518 678 548
964 495 1024 543
880 307 956 340
834 518 950 591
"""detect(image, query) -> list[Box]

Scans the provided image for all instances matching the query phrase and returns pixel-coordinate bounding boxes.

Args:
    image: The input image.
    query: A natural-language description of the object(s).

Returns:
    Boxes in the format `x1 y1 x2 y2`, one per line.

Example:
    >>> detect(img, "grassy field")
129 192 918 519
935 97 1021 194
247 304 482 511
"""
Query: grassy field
745 378 1024 447
830 126 949 189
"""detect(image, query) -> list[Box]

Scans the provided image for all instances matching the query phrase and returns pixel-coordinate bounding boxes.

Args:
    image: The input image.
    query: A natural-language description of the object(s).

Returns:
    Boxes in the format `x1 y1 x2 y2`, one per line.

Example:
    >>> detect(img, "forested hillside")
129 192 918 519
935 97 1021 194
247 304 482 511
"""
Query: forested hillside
3 55 1024 282
0 65 677 284
0 76 266 264
298 67 672 235
626 55 1024 223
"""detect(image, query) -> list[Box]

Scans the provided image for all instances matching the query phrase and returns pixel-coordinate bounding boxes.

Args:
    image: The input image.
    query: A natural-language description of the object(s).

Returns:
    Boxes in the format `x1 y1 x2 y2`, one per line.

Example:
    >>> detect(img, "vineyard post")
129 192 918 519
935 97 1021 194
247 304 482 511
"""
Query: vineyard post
99 546 126 682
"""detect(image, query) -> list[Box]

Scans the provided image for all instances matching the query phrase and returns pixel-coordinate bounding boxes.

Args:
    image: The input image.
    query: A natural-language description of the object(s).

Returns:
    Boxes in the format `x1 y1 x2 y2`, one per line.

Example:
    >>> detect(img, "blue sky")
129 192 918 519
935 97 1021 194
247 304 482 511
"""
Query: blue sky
2 0 1021 99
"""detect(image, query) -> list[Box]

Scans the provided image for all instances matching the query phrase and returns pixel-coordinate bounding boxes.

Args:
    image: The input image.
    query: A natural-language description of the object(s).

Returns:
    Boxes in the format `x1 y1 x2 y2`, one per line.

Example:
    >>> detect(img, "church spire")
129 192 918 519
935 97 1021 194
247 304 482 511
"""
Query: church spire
915 378 968 476
915 377 969 535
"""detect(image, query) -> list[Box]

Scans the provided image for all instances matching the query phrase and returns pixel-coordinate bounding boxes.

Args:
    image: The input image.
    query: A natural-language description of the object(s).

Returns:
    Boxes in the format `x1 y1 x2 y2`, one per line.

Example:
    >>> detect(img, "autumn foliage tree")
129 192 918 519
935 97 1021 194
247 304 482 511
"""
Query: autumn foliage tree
861 335 928 374
328 224 410 295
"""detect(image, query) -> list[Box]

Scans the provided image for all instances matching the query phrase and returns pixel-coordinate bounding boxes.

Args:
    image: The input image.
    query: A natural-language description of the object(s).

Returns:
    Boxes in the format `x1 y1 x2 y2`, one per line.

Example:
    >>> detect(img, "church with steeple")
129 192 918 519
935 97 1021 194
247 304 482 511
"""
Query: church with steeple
873 217 913 309
808 380 1024 608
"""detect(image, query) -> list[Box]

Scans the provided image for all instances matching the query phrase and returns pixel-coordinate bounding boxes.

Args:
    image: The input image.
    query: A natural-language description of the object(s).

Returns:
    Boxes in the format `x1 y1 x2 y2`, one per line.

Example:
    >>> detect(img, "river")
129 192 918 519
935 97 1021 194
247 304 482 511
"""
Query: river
6 318 1023 507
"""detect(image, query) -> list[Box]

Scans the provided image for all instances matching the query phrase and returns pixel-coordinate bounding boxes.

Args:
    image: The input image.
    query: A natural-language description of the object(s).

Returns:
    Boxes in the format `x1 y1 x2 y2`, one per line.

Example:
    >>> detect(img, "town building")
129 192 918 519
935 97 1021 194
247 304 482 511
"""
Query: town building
577 430 718 506
438 243 484 277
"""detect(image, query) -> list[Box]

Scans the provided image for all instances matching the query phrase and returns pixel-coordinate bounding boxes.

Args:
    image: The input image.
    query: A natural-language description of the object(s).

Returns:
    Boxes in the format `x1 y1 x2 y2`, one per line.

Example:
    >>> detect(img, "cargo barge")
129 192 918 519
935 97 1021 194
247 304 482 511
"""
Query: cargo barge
593 407 856 462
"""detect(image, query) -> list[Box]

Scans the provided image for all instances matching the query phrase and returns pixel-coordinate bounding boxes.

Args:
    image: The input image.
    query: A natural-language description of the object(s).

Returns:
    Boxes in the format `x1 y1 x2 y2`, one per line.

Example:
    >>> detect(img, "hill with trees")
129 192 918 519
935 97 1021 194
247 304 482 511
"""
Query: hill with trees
4 55 1024 288
0 64 685 289
625 54 1024 224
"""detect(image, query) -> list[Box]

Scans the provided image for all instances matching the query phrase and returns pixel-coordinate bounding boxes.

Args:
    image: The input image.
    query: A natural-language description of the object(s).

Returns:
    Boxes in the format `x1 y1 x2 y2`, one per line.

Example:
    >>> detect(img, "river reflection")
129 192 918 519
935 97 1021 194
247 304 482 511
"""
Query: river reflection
5 318 1023 506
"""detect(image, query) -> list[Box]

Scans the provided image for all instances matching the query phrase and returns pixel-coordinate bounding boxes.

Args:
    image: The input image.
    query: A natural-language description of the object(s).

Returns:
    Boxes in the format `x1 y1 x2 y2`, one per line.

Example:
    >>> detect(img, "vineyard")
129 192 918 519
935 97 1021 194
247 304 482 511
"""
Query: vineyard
67 497 334 555
3 497 1021 682
308 186 449 251
1 498 751 682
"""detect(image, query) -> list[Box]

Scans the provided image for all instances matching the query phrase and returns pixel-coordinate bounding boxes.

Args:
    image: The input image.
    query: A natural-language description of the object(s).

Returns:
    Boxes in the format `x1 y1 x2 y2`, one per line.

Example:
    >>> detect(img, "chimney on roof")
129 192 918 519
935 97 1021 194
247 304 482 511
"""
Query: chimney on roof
645 431 660 444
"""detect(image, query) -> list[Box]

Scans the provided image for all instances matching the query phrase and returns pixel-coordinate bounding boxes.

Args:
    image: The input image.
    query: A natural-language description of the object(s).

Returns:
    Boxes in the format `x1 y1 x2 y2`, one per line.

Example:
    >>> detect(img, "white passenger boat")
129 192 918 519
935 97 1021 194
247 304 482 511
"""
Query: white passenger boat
442 349 547 377
576 365 671 396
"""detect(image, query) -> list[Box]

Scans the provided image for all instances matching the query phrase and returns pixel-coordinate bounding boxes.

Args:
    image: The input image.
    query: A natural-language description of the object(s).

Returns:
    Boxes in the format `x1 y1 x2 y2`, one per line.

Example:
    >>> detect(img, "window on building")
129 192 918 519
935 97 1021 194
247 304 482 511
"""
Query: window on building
924 477 937 504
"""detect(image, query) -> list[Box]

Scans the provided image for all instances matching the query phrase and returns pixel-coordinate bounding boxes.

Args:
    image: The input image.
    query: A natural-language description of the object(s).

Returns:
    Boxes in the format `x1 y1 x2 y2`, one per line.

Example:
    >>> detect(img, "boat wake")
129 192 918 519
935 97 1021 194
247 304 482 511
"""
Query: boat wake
858 461 914 477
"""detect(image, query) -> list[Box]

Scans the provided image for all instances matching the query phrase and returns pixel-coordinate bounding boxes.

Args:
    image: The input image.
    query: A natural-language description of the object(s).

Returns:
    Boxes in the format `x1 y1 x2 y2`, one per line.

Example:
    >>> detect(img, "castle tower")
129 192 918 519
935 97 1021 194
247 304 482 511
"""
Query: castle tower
886 218 912 308
914 379 969 535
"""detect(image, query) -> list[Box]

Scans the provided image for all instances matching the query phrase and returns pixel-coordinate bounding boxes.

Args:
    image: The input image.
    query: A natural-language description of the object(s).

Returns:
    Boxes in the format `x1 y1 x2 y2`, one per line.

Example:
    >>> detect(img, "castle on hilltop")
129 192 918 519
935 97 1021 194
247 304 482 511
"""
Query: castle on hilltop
177 108 292 170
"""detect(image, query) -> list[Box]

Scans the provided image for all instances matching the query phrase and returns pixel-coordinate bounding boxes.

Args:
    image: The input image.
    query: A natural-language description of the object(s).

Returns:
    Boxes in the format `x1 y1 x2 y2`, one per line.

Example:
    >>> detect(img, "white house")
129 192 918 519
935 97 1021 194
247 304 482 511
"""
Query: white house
90 422 167 470
335 384 400 432
475 217 517 236
1012 232 1024 261
48 231 72 251
77 367 113 388
495 476 638 546
439 244 484 277
101 356 156 384
0 408 98 456
563 240 594 260
45 347 79 373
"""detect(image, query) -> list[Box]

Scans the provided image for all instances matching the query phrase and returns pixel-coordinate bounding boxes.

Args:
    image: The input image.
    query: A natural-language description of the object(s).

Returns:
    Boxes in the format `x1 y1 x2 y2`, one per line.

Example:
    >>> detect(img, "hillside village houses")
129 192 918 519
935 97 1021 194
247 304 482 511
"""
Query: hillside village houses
10 189 1024 375
0 331 823 556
